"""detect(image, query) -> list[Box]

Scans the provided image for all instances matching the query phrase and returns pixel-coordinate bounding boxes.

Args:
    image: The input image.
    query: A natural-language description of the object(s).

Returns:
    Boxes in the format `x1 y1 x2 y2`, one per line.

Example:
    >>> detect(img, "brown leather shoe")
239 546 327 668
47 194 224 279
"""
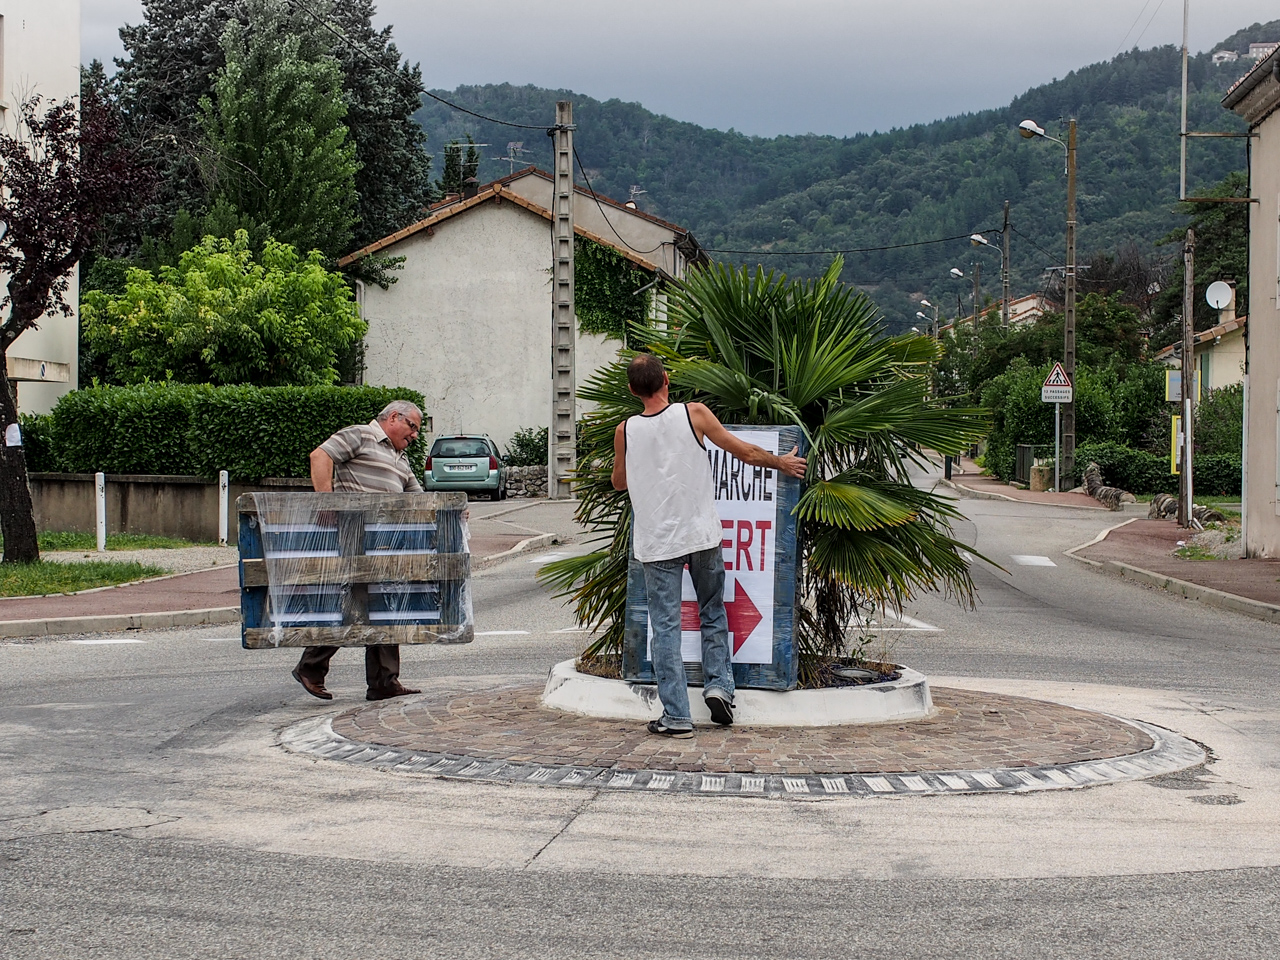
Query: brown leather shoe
365 682 421 701
292 667 333 701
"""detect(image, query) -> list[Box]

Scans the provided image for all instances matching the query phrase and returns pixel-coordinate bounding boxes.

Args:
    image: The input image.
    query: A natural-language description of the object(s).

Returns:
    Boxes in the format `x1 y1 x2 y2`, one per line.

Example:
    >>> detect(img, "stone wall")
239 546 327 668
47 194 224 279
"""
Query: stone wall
505 465 548 499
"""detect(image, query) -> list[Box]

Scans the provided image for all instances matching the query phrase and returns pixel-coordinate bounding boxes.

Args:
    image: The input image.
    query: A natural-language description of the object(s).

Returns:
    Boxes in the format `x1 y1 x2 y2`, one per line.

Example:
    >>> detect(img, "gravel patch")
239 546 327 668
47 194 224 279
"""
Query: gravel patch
41 546 239 574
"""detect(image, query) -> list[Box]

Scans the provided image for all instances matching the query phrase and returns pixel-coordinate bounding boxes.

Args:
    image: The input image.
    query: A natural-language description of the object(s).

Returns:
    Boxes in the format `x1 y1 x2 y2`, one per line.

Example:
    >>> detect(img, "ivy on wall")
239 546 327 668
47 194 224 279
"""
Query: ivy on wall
574 236 652 345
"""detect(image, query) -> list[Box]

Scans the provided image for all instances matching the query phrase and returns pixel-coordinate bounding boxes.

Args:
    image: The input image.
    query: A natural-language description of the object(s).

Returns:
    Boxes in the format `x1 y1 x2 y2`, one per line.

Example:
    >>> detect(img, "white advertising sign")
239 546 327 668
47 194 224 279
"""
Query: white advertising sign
648 429 779 665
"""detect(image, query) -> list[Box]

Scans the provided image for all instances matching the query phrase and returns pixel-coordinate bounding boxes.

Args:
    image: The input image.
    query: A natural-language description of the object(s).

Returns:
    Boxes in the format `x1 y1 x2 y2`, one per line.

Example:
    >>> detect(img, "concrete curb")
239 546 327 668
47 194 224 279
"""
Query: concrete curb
471 533 558 571
1064 520 1280 625
939 477 1108 511
0 606 241 639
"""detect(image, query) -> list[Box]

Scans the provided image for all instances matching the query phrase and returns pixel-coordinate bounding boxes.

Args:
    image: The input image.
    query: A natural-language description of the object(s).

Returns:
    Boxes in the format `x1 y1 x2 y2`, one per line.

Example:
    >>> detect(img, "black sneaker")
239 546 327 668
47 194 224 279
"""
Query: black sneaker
704 691 734 726
647 719 694 739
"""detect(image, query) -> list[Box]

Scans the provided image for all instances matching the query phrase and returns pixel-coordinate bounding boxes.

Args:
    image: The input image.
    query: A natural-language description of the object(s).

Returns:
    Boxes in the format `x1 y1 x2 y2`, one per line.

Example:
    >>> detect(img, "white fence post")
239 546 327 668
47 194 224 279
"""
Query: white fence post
218 470 229 547
95 472 107 552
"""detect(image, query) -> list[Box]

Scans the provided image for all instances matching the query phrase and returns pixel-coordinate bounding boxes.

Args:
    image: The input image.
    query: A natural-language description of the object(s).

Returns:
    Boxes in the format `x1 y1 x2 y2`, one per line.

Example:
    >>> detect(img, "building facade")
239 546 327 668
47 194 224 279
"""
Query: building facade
338 170 706 451
4 0 81 414
1224 49 1280 555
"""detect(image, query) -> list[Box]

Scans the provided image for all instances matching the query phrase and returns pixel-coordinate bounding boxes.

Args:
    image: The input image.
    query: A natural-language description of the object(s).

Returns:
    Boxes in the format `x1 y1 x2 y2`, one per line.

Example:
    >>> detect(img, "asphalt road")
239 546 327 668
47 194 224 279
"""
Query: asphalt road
3 490 1279 959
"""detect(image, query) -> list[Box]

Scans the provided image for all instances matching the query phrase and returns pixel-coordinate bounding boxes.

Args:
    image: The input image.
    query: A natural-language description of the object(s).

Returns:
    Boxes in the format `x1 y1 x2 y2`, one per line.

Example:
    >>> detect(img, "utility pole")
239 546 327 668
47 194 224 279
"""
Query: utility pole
1001 200 1011 327
1062 119 1078 488
971 261 981 359
1179 229 1196 527
1179 0 1190 200
548 101 576 500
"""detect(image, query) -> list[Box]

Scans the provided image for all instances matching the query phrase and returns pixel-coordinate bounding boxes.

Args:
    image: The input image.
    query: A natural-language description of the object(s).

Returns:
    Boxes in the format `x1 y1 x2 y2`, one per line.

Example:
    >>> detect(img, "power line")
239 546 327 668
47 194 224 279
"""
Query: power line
1009 224 1058 261
571 145 669 256
1113 0 1155 57
705 232 998 257
280 0 549 132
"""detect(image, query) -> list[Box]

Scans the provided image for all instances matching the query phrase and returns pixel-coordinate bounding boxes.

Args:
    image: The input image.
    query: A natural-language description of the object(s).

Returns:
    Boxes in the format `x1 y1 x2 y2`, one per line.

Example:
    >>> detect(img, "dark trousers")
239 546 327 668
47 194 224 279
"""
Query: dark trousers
296 644 400 691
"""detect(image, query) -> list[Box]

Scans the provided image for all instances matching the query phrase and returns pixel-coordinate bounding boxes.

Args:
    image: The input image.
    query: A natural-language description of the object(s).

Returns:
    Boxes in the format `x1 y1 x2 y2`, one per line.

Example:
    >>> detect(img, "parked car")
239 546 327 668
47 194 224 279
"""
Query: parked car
424 434 507 500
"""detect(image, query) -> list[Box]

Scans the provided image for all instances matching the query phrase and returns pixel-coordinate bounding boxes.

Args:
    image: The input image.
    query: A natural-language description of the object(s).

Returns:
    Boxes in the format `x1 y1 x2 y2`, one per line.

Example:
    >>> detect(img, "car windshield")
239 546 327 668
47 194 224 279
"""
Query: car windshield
432 438 491 458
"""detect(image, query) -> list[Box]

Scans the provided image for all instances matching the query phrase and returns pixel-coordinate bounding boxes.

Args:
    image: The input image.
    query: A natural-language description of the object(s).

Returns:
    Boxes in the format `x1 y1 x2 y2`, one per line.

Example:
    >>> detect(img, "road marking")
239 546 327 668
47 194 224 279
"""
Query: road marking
973 773 1001 788
67 637 146 644
961 550 974 563
781 778 810 794
475 630 530 636
552 626 588 633
899 775 929 791
821 777 849 794
699 775 725 792
529 553 567 564
1011 555 1056 566
527 768 554 781
739 776 765 792
205 637 236 642
862 776 894 792
850 609 941 633
940 774 970 790
647 773 674 790
608 772 636 788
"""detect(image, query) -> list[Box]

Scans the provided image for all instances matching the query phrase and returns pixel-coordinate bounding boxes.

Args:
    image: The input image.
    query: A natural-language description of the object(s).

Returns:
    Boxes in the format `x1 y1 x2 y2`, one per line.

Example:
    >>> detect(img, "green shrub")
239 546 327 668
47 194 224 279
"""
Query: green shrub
1195 454 1243 497
1075 441 1176 495
16 413 58 472
189 385 426 480
504 426 548 467
1196 383 1243 458
40 383 427 481
52 383 211 474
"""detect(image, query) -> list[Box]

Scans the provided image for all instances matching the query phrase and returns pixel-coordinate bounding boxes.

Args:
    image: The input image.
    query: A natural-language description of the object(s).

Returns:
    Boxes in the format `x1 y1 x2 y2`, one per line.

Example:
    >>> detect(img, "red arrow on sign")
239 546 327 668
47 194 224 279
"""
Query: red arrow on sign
680 581 763 654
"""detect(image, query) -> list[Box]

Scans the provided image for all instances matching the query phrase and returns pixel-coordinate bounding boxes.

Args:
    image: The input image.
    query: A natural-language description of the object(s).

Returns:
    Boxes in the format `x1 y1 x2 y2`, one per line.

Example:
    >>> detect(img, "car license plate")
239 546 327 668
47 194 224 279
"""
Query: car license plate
446 464 472 472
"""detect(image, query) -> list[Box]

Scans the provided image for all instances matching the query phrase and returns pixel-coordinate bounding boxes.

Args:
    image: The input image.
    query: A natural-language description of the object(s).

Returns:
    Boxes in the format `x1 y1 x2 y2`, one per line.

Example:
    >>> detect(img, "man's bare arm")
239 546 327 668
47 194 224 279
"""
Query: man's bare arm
611 422 628 490
309 448 335 492
688 403 806 479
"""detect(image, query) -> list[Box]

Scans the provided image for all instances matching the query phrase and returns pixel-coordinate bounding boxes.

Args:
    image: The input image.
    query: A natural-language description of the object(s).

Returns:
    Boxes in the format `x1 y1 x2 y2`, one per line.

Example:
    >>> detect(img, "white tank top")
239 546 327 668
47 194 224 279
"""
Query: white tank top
625 403 723 563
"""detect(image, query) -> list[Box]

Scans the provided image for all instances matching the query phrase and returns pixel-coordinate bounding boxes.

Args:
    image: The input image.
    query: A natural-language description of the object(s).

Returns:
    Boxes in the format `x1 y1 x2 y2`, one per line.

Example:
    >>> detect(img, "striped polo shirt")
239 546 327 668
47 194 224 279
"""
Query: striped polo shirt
319 420 423 493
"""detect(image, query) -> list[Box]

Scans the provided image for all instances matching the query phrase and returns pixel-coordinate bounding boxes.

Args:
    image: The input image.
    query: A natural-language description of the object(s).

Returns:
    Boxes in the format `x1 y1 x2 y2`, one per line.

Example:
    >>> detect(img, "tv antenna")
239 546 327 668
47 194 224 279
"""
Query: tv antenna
627 184 647 206
492 141 527 175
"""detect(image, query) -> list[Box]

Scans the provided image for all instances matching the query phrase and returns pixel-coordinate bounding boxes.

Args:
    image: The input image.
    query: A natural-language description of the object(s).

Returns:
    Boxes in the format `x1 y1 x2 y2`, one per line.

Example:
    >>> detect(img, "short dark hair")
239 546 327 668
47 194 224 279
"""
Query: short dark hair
627 354 666 398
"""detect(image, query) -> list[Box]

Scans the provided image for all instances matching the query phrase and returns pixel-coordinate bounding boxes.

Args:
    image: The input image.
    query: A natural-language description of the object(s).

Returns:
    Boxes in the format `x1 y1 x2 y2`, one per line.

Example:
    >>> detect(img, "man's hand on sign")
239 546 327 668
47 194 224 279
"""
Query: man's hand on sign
776 446 806 479
689 404 806 479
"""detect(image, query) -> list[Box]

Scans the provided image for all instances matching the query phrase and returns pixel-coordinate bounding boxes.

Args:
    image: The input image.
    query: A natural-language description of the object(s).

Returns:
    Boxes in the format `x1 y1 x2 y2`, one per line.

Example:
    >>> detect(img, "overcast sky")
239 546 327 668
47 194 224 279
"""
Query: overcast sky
82 0 1278 137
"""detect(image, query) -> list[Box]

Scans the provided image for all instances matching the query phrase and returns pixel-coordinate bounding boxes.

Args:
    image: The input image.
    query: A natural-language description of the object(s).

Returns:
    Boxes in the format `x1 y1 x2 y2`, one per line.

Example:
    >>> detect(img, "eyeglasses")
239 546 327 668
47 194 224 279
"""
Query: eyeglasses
403 418 422 435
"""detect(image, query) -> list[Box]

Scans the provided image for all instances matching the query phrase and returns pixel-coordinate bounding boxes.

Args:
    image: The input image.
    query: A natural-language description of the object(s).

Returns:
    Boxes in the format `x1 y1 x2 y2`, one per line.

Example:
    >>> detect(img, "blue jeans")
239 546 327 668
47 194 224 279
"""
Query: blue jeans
642 546 735 729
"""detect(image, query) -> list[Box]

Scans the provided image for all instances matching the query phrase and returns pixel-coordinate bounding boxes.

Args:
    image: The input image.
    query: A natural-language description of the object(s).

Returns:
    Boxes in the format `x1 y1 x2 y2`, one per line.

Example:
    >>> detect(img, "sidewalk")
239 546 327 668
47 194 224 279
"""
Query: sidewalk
941 456 1110 510
1071 517 1280 621
0 502 562 639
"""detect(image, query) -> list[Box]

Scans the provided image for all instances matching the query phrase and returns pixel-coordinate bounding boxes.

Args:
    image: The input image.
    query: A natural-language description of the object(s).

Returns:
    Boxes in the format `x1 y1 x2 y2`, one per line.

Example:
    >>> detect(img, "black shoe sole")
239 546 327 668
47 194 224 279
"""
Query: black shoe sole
705 695 734 726
647 721 694 739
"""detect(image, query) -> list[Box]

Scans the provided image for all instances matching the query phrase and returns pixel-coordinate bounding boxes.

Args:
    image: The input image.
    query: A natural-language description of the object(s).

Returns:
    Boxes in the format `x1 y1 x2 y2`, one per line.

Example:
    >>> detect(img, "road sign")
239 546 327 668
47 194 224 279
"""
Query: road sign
624 423 805 690
1041 362 1073 403
1165 369 1200 402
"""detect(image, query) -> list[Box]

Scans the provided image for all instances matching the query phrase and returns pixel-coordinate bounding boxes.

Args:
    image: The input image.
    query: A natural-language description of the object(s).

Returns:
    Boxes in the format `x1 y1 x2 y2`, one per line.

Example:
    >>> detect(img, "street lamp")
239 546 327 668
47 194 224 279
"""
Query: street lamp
970 221 1011 327
917 299 939 337
948 266 980 357
1020 116 1078 488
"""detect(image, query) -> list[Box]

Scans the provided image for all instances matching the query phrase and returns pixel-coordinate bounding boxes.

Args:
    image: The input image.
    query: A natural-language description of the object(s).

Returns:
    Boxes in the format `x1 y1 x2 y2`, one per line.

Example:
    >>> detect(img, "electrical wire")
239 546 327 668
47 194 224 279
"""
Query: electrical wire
1130 0 1168 51
705 232 998 257
571 146 670 256
280 0 550 132
1009 224 1059 262
1113 0 1155 57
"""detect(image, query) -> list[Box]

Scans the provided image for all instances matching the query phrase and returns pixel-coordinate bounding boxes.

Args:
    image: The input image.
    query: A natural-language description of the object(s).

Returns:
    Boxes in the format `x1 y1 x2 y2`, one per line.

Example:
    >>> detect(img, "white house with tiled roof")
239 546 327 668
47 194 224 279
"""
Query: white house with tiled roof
339 168 706 449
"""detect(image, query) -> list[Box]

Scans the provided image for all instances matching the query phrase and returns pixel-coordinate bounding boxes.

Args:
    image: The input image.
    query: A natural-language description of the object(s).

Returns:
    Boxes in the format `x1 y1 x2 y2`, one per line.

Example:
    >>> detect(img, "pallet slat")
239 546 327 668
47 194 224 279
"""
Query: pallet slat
243 624 475 647
237 491 465 516
240 553 470 588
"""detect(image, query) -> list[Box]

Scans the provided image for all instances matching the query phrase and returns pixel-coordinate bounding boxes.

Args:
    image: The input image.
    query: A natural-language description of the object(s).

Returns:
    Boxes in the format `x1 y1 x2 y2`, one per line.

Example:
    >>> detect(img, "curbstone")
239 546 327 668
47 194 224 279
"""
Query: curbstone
0 606 241 640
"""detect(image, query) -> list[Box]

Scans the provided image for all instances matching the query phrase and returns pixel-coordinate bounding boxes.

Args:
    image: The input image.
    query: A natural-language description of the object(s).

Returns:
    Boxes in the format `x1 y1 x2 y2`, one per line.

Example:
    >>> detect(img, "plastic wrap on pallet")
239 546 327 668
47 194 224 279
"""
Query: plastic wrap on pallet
248 492 472 646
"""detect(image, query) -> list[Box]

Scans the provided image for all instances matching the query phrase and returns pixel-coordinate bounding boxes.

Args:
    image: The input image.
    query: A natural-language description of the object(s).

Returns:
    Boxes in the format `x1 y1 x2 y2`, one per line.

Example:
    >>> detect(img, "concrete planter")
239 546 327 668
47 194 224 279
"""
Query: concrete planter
540 658 933 726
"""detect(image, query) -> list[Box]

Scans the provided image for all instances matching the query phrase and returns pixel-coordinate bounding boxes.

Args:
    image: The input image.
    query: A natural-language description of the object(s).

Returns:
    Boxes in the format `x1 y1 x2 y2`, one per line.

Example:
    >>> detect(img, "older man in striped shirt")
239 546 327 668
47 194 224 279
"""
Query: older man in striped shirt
291 400 426 702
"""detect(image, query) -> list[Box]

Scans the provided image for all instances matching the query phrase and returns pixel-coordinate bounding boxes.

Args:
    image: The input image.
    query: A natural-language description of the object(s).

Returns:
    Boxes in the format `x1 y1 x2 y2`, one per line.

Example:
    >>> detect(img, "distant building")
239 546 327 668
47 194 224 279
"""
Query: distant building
5 0 81 414
338 168 707 449
937 293 1058 335
1246 42 1279 60
1151 310 1245 394
1223 46 1280 555
1212 50 1240 64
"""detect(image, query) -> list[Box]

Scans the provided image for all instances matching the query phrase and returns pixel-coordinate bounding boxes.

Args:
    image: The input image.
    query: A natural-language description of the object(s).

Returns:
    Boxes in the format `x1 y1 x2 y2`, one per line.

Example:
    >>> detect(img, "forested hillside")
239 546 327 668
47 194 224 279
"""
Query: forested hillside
416 20 1276 332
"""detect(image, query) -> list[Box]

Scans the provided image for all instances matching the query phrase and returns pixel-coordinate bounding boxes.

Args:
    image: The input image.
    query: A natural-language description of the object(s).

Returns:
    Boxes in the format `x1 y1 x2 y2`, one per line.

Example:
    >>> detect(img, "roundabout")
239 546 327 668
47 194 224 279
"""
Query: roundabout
280 673 1206 799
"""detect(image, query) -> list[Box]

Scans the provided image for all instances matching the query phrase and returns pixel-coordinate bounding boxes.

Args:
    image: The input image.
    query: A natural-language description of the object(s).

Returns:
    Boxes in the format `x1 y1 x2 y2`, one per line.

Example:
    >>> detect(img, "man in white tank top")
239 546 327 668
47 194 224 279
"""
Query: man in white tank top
612 354 806 737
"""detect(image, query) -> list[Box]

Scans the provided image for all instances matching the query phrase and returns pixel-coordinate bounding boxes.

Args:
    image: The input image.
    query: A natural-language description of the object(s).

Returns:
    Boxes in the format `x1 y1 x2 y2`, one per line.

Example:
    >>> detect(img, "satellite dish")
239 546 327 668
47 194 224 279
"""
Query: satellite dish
1205 281 1233 310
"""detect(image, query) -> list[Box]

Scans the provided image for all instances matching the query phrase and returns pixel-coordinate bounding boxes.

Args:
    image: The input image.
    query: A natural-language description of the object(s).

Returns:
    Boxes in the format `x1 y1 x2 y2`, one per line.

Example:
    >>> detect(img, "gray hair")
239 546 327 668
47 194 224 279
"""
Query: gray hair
376 400 423 423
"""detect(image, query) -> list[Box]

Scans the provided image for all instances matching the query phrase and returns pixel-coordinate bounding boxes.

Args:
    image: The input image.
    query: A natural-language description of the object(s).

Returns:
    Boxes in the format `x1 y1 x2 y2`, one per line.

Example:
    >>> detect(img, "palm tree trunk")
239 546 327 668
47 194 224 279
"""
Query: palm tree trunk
0 350 40 563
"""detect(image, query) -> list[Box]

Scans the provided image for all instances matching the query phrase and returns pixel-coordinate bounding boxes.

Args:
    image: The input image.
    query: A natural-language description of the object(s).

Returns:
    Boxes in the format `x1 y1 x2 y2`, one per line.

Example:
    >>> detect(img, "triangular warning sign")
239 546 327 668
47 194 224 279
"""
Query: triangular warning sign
1043 363 1071 388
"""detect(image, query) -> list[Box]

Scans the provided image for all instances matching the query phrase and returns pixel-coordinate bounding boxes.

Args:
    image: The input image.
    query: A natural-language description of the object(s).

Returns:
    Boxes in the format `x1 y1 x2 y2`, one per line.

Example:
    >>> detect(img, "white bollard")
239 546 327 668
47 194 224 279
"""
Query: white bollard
95 472 107 552
218 470 229 547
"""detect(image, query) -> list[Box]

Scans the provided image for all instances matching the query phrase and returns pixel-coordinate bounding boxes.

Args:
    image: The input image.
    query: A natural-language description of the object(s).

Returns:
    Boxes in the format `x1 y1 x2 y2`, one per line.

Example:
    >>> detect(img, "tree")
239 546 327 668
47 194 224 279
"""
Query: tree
80 231 366 387
327 0 434 247
200 4 359 258
1149 171 1249 348
436 135 480 197
538 259 989 682
114 0 431 255
0 95 151 563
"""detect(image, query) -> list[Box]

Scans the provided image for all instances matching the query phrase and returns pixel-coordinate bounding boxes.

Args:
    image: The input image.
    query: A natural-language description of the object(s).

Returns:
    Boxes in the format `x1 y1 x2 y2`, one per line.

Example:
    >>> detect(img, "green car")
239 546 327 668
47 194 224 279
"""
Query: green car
424 434 507 500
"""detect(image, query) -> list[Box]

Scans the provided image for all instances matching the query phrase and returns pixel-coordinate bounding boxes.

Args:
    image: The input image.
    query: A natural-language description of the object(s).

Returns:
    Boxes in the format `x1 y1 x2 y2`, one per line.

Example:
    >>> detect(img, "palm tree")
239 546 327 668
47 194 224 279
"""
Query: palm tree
539 258 989 684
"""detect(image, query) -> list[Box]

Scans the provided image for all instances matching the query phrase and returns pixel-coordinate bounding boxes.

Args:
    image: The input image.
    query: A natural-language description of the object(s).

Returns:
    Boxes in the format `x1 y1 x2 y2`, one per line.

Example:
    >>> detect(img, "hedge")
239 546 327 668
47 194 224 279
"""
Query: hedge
26 383 428 481
1075 441 1241 497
